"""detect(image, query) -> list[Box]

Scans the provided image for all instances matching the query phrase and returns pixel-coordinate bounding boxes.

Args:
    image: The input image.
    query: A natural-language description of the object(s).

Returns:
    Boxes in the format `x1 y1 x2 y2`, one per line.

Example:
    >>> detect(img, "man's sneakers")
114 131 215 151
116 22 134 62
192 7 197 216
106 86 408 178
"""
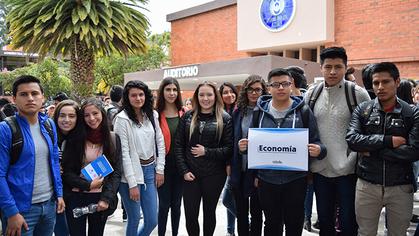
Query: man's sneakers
122 211 127 222
304 219 312 232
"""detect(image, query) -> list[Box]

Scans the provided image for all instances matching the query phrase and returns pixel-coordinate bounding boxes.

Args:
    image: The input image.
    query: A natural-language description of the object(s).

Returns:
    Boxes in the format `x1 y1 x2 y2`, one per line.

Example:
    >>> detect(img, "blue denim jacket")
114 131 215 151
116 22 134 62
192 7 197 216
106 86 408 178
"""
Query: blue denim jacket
0 113 63 218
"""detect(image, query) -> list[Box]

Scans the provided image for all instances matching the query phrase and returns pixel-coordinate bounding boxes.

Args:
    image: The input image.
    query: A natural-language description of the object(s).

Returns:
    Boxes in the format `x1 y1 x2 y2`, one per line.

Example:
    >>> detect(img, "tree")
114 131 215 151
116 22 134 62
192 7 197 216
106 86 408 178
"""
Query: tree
6 0 149 98
94 31 171 94
0 1 10 47
0 58 72 97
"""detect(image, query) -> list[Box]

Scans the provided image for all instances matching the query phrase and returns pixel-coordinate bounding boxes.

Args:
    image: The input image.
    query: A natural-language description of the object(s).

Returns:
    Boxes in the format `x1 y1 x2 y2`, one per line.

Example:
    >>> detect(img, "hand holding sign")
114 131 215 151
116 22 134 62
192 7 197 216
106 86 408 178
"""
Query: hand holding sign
308 144 321 158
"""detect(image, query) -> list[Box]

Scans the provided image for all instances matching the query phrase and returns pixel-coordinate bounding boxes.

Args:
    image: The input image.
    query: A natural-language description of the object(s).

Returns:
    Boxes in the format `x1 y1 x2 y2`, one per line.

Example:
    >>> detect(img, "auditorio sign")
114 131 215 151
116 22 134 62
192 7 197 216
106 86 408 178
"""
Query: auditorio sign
163 65 199 79
259 0 296 32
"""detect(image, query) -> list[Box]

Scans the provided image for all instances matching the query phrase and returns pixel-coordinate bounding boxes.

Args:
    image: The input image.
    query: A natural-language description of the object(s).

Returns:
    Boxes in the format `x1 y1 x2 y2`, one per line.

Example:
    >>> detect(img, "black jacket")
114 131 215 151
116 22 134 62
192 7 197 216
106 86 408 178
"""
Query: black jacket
175 110 233 178
62 132 122 214
346 98 419 187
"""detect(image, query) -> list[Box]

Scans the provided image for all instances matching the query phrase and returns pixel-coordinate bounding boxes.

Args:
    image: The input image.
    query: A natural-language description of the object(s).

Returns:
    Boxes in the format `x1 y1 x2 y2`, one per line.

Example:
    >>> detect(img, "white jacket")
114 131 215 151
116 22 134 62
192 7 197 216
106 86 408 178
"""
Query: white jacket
114 110 165 188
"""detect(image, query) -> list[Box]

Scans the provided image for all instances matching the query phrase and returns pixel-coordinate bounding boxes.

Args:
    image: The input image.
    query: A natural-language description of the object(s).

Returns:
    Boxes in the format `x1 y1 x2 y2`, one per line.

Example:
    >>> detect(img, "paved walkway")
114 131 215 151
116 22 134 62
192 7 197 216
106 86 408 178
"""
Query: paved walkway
1 196 418 235
103 195 419 236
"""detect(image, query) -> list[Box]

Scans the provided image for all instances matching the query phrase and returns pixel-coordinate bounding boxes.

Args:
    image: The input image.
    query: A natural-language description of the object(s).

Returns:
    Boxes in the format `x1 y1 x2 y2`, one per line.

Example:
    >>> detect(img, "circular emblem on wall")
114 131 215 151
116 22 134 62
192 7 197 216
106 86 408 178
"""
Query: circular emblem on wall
260 0 296 32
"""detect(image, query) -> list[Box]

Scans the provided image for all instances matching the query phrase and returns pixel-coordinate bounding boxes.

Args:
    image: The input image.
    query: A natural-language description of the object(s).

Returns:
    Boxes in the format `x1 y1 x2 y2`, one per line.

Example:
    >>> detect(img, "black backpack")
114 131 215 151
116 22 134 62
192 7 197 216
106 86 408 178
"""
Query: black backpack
0 110 6 121
3 116 54 165
308 80 358 113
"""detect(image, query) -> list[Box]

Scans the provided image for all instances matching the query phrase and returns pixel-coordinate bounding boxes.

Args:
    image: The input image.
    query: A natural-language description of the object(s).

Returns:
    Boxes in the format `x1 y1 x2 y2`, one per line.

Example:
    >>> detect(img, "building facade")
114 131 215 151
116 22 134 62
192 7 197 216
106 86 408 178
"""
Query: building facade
125 0 418 91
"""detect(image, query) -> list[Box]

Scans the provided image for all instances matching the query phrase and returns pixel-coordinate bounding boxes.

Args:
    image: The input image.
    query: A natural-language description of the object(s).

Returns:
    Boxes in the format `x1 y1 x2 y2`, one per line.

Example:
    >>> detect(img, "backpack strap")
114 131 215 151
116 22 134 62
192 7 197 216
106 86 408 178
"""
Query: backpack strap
307 83 324 110
44 118 55 145
0 110 6 121
344 80 358 114
300 104 310 128
4 116 23 165
251 109 261 128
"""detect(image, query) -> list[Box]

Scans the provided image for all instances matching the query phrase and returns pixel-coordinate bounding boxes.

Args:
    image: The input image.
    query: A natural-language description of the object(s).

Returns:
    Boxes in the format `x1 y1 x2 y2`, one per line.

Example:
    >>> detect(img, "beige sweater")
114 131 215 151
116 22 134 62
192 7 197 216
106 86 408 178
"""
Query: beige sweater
305 79 370 177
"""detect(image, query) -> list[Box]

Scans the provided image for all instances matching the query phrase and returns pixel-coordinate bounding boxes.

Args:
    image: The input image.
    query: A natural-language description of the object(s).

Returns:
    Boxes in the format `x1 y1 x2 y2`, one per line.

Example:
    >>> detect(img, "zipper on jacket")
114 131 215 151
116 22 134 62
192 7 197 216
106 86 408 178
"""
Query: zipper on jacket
382 112 388 196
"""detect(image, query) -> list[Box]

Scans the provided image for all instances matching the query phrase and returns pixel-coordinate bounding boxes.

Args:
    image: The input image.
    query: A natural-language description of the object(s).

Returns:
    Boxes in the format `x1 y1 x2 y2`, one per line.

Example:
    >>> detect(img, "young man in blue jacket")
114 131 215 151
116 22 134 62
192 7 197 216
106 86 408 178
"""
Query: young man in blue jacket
0 75 65 236
239 68 327 235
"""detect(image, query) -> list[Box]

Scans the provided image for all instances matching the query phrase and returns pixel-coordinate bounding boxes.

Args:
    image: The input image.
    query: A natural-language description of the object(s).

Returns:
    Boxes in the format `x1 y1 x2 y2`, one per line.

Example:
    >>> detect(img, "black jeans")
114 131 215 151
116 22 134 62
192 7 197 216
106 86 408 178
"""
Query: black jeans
157 171 184 236
258 177 307 236
313 173 357 236
183 172 226 236
233 186 263 236
64 191 107 236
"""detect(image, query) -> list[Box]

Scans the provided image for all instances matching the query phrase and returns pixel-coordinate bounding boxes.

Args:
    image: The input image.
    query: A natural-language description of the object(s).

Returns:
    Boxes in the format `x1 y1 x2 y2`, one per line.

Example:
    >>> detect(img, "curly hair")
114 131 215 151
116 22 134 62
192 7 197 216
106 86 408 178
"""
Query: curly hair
122 80 154 125
237 75 268 117
156 77 183 115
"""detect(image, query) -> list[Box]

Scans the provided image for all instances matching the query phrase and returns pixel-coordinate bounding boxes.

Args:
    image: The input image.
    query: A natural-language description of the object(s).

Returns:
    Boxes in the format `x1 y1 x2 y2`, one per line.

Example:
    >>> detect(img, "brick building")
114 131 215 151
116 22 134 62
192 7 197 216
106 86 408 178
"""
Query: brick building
125 0 418 90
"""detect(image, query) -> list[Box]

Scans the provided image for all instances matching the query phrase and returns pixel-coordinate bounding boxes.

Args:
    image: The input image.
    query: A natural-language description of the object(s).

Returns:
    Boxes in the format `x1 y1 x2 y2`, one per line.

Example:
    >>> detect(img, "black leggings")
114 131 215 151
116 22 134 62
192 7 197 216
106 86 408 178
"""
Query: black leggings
183 172 226 236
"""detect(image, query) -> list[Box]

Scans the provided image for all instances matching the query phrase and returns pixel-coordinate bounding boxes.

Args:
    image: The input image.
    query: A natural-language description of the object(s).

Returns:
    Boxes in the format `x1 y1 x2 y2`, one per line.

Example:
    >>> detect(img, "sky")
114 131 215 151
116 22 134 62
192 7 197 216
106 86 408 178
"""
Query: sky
143 0 212 34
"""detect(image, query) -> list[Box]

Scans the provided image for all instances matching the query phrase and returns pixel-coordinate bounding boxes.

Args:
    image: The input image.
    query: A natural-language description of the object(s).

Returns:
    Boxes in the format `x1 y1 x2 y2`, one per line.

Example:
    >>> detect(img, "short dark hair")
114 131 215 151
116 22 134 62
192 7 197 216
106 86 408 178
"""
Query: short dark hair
370 62 400 81
362 63 376 99
109 85 124 102
267 68 292 83
53 92 68 102
320 47 348 66
285 66 307 89
0 98 10 107
2 103 17 117
12 75 44 96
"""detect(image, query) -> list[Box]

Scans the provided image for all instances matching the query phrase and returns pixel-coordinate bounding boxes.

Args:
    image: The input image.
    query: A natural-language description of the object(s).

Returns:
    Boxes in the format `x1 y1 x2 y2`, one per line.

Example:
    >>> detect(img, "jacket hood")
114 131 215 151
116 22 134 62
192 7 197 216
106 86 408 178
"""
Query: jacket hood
256 95 305 113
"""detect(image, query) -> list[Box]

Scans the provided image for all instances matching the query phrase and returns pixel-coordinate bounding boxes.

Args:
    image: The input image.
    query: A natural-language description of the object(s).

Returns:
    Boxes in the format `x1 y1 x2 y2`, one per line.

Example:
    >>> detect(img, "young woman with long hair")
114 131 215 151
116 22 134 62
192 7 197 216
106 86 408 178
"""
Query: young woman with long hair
156 77 185 236
62 98 122 236
230 75 268 236
53 99 81 236
114 80 165 236
218 82 238 236
175 81 233 236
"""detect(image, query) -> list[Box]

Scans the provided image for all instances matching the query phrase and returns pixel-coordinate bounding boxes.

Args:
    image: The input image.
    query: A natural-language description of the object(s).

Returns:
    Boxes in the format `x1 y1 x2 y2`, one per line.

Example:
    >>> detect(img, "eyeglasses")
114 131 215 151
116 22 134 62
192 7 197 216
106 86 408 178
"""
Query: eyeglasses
269 81 292 89
246 88 263 94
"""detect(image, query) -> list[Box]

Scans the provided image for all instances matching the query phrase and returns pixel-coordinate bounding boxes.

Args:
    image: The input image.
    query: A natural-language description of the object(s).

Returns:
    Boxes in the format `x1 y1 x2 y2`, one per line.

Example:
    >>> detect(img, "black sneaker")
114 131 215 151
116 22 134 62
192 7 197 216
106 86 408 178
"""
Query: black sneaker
304 219 312 232
312 220 320 230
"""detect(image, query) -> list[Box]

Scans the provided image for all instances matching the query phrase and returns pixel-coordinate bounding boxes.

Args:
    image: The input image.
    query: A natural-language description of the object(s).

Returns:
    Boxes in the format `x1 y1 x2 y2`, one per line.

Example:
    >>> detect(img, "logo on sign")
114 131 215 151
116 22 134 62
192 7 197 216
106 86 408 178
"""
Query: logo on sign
259 0 296 32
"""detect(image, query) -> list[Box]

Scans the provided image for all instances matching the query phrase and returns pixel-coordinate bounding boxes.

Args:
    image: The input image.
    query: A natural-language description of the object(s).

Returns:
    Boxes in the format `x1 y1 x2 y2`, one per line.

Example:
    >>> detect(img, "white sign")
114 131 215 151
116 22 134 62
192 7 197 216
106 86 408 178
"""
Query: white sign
248 128 308 171
163 65 199 79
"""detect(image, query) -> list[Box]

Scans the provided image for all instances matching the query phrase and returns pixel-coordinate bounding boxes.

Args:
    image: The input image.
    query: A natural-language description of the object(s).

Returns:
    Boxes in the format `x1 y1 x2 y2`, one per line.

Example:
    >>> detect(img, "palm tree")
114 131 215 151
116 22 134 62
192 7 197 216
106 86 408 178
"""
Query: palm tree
6 0 149 97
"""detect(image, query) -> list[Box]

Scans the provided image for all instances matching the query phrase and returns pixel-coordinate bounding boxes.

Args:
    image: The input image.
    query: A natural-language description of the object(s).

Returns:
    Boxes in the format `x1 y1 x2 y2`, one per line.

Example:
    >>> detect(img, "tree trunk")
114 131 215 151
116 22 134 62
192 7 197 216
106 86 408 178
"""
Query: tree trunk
70 38 94 99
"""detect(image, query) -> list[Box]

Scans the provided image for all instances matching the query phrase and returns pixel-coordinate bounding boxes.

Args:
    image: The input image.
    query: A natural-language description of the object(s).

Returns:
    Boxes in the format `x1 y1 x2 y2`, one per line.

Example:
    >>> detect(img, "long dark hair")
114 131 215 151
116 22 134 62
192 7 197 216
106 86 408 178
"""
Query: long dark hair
219 82 238 114
397 79 414 104
237 75 268 116
156 77 183 115
53 100 81 144
122 80 154 125
62 98 116 172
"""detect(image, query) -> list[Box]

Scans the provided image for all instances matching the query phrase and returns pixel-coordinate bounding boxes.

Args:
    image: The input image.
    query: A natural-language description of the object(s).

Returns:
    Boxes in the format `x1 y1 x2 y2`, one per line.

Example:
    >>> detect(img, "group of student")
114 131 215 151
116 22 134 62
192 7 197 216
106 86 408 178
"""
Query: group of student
0 46 419 236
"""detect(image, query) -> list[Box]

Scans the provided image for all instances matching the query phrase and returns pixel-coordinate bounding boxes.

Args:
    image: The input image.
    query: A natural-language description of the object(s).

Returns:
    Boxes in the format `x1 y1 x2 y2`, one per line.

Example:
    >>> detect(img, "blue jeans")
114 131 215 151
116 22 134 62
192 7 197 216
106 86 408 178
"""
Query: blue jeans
53 212 69 236
222 176 236 234
313 173 357 236
157 171 183 236
119 164 158 236
1 198 56 236
304 183 314 221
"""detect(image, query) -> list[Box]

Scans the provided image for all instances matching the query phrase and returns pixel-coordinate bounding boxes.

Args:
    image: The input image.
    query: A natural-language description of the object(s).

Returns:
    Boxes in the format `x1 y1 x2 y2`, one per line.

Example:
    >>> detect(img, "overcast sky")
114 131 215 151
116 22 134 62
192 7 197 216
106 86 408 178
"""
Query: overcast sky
143 0 212 34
